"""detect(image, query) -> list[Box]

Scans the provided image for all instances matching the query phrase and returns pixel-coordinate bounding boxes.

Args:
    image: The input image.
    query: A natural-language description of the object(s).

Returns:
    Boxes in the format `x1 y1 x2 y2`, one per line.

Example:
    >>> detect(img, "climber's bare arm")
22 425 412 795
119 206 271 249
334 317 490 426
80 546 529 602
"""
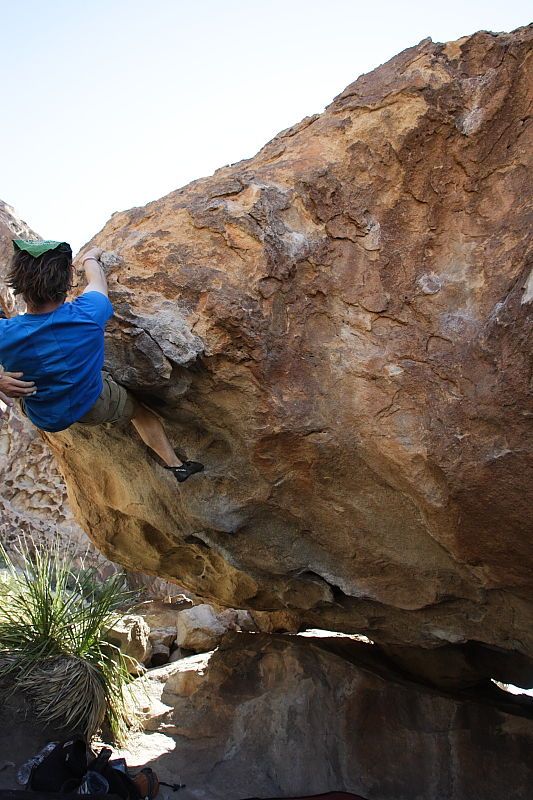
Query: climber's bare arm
80 247 108 297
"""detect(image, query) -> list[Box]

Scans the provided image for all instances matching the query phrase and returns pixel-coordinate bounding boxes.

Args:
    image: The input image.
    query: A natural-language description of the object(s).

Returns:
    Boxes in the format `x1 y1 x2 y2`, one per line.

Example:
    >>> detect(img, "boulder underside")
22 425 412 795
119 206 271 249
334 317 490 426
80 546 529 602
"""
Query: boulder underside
43 27 533 685
137 634 533 800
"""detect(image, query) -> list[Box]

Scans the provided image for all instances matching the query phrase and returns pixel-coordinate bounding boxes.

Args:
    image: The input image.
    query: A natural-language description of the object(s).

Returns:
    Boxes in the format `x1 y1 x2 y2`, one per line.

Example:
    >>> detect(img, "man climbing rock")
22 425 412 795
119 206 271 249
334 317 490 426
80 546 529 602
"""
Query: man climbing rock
0 239 204 483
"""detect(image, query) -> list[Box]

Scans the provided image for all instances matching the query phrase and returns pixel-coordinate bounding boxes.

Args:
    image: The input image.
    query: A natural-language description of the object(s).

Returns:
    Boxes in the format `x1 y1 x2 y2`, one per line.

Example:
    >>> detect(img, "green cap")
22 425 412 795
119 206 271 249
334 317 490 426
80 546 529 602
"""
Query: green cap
12 239 69 258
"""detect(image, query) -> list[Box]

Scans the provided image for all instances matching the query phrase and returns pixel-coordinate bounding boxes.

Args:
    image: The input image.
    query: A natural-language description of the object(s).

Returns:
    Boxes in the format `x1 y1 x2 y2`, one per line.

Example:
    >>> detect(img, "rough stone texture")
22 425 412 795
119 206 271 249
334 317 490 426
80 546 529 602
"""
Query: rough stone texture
176 604 227 652
41 28 533 679
149 628 178 649
127 574 196 602
133 634 533 800
150 642 171 667
107 614 153 672
0 408 73 542
0 200 34 315
133 598 194 630
217 607 256 632
250 609 301 634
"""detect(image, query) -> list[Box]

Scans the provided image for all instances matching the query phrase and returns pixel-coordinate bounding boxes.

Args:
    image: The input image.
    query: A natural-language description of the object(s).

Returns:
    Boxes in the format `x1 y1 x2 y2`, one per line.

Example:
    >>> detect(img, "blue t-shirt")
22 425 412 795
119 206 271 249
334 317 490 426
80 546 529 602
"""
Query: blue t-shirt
0 291 113 432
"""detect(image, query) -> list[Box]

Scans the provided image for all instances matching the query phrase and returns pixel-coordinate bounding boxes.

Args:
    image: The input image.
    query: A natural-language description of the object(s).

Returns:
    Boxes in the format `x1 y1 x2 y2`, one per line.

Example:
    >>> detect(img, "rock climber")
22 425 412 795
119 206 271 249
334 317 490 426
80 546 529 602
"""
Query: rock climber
0 239 204 483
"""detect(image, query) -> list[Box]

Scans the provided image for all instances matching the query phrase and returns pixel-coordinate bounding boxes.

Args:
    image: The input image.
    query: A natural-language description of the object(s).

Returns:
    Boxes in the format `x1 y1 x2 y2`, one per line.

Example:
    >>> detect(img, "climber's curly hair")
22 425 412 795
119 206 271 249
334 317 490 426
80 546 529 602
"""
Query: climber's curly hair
7 243 73 307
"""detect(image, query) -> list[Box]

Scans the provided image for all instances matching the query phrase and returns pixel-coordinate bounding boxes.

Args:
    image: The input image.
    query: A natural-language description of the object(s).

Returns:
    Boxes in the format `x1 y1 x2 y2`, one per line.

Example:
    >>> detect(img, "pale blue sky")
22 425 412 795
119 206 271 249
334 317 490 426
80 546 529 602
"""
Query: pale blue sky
1 0 530 254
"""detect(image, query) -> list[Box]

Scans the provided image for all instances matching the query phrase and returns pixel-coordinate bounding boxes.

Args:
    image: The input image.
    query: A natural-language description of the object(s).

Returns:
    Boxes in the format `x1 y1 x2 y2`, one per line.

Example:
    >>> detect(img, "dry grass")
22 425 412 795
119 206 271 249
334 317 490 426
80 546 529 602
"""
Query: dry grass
0 538 139 741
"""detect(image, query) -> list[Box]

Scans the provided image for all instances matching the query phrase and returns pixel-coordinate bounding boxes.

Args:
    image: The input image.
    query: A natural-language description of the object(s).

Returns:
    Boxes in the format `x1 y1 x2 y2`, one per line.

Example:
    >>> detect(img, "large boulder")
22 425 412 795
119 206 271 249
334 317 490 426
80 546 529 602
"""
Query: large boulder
176 604 229 652
107 614 153 672
43 28 533 678
133 633 533 800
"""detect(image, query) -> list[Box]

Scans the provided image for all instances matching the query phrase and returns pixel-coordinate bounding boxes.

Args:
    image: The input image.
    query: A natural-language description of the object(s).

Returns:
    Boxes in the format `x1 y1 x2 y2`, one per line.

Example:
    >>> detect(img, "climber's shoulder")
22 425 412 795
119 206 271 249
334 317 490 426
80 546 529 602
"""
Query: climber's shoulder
65 291 114 330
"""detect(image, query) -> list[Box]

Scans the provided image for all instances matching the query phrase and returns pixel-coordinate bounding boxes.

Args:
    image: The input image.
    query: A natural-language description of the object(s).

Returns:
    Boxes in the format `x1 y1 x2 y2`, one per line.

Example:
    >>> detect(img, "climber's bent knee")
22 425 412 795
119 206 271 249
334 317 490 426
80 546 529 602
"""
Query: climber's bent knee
77 372 138 426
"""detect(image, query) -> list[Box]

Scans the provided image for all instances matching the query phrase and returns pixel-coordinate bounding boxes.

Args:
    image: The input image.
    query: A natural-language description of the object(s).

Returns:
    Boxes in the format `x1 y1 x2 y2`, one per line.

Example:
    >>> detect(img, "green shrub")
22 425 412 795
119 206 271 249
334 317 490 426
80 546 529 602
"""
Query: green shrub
0 538 139 742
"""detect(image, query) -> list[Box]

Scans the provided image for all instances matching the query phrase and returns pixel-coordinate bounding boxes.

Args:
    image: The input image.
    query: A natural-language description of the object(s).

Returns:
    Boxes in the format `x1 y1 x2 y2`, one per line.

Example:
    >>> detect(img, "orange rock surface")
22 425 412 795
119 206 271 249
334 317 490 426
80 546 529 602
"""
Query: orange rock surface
42 28 532 676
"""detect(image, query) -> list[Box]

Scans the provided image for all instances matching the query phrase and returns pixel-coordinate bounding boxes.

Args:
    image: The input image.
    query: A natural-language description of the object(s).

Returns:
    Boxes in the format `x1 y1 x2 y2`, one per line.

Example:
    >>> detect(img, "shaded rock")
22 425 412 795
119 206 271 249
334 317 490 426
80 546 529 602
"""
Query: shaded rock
134 652 211 734
217 608 256 632
122 574 195 603
381 643 488 690
168 647 186 663
176 604 227 652
162 652 211 697
250 609 301 634
42 27 533 679
107 614 152 672
133 689 175 734
132 598 193 631
382 641 533 691
135 633 533 800
150 643 171 667
148 627 177 649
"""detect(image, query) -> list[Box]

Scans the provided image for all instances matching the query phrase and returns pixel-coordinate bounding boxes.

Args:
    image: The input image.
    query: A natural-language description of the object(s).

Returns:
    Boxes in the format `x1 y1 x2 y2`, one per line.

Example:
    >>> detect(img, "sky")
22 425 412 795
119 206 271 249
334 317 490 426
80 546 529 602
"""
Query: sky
1 0 530 255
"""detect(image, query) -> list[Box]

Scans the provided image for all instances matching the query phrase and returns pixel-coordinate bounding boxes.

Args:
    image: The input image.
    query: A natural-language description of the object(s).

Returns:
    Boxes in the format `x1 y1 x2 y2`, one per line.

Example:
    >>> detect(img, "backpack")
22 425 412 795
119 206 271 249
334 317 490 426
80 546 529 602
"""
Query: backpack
26 737 160 800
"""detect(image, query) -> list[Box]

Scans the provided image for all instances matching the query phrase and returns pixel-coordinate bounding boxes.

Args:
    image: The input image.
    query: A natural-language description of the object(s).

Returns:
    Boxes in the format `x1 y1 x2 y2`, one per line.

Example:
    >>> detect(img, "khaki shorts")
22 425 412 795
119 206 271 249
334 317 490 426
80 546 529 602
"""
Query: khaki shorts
78 373 138 426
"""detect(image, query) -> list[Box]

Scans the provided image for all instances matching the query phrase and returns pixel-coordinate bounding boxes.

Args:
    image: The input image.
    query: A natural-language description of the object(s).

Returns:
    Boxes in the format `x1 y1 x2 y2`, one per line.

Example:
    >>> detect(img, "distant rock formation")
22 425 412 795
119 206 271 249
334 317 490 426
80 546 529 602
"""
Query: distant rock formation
40 27 533 686
0 200 35 315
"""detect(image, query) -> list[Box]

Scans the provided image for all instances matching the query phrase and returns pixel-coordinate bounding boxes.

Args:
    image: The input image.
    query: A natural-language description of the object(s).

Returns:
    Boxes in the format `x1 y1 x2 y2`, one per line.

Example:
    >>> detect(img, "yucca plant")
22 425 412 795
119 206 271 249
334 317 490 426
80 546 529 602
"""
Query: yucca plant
0 538 139 742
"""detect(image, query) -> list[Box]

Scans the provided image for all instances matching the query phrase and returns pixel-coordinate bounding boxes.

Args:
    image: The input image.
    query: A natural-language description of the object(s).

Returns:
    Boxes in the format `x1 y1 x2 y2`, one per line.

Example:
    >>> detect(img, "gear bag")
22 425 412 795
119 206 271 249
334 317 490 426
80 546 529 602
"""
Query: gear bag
25 737 159 800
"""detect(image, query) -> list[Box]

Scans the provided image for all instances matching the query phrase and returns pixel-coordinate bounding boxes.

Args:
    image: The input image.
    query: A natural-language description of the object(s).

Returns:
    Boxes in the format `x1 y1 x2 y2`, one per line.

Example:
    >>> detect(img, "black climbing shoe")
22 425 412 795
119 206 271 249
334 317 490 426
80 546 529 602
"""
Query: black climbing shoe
166 460 205 483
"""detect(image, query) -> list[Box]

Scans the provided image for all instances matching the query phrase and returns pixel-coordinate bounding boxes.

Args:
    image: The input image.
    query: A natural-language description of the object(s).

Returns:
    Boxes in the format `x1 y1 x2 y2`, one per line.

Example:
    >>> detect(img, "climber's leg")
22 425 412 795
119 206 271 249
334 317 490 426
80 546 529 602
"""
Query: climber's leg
131 406 204 481
131 404 182 467
78 373 204 482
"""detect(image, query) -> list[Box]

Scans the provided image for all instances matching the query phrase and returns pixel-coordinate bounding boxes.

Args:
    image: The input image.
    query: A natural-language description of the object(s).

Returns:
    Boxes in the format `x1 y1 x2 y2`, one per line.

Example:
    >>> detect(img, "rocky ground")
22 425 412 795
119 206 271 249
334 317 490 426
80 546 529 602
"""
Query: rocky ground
4 601 533 800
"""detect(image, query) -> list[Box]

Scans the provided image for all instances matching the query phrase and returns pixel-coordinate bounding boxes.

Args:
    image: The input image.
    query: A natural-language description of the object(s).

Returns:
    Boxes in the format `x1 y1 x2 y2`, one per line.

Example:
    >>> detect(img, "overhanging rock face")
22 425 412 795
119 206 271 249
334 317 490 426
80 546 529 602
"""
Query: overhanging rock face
46 27 533 672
